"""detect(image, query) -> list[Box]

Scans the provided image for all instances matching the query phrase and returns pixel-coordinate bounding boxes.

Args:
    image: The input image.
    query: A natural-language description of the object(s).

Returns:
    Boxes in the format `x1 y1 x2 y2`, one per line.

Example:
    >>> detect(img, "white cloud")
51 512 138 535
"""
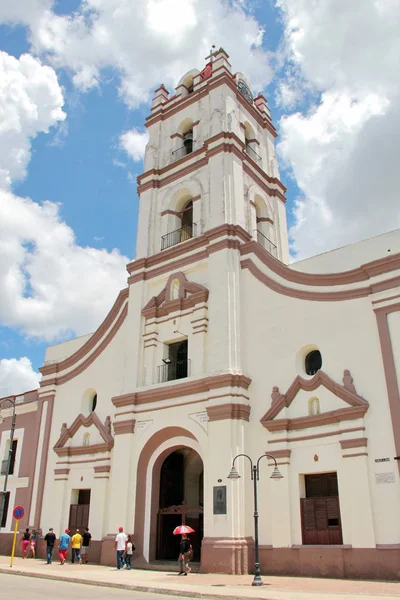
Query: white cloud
276 0 400 258
120 128 148 162
0 357 40 397
0 0 274 108
0 51 66 187
0 188 128 340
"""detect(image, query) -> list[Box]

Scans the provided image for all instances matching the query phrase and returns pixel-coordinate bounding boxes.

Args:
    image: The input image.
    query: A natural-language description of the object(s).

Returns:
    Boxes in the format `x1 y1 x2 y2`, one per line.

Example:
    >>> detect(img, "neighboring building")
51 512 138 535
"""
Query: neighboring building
1 48 400 578
0 389 40 551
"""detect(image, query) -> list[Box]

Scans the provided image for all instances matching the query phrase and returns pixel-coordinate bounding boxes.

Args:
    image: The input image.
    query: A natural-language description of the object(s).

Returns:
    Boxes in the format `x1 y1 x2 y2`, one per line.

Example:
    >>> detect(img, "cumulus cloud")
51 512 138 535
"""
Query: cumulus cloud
0 0 274 108
0 188 128 340
277 0 400 258
0 51 129 341
120 128 148 162
0 51 66 187
0 357 41 397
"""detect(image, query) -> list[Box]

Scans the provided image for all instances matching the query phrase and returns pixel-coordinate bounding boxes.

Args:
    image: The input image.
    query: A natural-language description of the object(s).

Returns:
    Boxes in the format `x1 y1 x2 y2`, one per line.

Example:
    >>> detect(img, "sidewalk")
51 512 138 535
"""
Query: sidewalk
0 557 399 600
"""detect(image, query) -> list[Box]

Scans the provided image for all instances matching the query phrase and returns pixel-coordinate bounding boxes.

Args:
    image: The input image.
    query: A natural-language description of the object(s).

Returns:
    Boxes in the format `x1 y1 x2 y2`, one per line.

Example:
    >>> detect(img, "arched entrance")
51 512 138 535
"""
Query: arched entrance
157 448 203 561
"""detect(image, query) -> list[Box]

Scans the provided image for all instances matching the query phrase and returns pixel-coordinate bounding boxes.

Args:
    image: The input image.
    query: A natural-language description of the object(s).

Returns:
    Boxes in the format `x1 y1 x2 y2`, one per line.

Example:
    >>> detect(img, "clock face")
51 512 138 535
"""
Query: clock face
238 80 253 104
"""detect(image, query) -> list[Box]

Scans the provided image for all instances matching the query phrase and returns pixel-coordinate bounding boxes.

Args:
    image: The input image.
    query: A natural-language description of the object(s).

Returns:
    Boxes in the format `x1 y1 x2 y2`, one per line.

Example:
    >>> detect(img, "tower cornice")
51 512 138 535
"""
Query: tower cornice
146 70 277 138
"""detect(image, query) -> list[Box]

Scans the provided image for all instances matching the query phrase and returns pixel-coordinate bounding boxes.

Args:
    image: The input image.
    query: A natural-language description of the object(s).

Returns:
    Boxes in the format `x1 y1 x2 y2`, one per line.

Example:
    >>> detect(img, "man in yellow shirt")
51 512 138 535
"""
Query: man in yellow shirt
71 529 83 564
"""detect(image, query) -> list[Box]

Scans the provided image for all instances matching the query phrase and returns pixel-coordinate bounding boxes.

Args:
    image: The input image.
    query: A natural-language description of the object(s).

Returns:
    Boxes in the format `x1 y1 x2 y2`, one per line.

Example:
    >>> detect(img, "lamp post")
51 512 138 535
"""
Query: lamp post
227 453 283 586
0 396 16 531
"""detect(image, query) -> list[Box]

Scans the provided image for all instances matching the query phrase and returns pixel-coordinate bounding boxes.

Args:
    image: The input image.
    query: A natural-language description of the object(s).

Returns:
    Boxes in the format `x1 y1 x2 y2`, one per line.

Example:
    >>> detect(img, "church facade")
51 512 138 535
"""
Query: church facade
1 48 400 579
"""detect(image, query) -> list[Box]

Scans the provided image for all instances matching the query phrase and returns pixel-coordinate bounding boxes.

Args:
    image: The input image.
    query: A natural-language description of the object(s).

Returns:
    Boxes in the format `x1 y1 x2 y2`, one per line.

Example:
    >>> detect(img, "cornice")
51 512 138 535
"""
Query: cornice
206 403 250 422
240 241 400 287
145 71 277 137
112 373 252 408
241 258 400 302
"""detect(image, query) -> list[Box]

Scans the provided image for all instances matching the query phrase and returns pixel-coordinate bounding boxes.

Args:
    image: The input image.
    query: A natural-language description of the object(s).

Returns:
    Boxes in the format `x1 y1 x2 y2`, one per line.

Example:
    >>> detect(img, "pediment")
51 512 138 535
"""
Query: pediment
260 370 369 432
53 412 114 457
142 272 209 319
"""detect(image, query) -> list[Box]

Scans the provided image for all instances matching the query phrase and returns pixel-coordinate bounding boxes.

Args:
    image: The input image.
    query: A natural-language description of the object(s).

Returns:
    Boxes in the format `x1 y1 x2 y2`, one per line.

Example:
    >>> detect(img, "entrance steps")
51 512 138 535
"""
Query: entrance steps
134 560 200 573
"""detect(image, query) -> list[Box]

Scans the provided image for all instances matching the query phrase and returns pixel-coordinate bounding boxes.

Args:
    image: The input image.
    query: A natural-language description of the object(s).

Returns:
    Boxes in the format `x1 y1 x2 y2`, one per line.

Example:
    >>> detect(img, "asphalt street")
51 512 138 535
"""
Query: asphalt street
0 574 197 600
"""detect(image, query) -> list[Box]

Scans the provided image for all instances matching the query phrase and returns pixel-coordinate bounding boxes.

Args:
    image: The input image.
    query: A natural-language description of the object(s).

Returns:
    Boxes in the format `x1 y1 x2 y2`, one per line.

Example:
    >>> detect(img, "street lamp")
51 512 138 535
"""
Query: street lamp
228 453 283 586
0 397 16 531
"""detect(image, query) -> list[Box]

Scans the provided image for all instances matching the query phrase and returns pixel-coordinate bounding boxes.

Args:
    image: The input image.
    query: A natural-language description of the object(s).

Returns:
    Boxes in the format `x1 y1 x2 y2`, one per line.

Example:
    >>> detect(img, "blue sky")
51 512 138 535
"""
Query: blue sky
0 0 399 394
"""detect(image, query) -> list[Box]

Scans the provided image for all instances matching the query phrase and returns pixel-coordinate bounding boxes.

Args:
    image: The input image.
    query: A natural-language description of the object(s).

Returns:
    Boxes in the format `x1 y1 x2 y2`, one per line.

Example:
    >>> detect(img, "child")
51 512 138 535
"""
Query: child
125 535 134 570
27 529 37 558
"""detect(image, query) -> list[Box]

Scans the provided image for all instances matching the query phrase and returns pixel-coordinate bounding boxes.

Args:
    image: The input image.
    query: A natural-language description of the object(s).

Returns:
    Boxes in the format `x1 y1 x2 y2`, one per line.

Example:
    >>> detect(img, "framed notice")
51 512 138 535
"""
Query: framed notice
213 486 227 515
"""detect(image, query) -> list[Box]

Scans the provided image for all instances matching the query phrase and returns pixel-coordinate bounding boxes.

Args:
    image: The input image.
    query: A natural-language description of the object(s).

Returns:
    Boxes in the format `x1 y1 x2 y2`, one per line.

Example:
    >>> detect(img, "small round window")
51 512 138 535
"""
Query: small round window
91 393 97 412
305 350 322 376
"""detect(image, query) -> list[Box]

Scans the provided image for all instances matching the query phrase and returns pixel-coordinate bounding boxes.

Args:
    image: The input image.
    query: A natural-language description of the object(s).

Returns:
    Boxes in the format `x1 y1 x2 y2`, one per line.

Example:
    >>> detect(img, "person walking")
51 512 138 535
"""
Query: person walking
71 529 83 564
125 535 135 570
114 526 127 570
44 528 56 564
58 529 71 565
20 528 30 558
81 527 92 564
178 533 192 576
27 529 37 558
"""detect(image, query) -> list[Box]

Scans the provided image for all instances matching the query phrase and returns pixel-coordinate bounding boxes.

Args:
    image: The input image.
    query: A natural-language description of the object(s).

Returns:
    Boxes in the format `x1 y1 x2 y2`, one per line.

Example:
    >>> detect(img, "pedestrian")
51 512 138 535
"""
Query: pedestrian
125 535 135 570
81 527 92 564
178 533 192 576
27 528 37 558
58 528 71 565
44 527 56 564
20 528 30 558
114 526 127 570
71 529 83 564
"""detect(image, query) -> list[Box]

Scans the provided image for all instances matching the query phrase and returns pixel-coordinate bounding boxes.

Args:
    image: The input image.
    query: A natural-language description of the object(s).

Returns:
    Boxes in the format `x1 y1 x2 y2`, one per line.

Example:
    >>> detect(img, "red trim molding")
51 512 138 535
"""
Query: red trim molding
112 373 252 408
113 419 136 435
374 302 400 473
53 412 114 457
206 403 250 422
261 370 369 432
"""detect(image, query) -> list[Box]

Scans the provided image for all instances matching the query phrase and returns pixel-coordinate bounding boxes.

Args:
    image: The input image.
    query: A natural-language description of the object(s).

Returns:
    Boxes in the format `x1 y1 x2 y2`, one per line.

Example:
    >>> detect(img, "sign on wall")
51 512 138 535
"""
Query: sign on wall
213 486 227 514
375 472 395 484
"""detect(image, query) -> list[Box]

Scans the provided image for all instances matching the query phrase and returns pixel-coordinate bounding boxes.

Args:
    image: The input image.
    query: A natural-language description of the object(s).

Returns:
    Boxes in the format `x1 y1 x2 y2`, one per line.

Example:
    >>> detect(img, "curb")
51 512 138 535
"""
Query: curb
0 567 274 600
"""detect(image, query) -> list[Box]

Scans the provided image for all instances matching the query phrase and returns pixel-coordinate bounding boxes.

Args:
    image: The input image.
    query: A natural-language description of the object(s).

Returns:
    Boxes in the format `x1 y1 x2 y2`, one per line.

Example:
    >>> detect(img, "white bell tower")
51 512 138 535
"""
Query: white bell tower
135 47 289 264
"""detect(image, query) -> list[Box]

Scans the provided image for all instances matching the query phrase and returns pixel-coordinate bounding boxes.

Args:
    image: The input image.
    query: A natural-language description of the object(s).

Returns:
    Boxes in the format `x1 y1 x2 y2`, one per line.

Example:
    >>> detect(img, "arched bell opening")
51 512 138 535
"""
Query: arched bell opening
156 448 204 562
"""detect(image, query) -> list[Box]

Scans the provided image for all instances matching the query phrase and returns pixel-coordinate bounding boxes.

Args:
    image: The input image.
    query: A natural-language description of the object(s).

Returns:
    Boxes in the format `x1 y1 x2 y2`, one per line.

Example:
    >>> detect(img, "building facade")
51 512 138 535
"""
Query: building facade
1 48 400 578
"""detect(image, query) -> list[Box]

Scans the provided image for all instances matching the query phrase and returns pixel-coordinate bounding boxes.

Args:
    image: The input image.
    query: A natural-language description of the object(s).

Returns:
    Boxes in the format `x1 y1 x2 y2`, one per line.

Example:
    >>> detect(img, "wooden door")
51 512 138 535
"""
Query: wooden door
301 473 343 545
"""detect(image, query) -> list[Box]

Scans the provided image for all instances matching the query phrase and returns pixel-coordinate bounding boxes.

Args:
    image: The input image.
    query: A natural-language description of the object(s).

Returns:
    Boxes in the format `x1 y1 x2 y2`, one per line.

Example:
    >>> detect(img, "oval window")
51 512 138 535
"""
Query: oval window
305 350 322 376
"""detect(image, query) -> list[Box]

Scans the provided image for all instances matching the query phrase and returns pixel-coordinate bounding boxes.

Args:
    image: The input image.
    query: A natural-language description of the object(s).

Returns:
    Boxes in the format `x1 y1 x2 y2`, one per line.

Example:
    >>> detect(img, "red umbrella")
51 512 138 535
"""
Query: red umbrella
173 525 195 535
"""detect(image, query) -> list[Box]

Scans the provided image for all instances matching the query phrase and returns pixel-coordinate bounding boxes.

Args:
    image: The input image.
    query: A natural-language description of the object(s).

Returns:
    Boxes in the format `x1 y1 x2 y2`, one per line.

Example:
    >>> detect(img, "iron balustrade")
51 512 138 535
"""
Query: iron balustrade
256 230 277 257
157 359 191 383
172 141 195 161
161 223 196 250
245 144 262 164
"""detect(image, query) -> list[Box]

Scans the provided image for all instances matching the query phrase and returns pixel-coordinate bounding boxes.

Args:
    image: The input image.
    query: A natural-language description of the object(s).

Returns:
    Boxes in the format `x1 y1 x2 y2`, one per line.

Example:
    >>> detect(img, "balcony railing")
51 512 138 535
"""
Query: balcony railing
245 144 262 164
161 223 196 250
172 141 196 161
257 230 277 257
157 359 191 384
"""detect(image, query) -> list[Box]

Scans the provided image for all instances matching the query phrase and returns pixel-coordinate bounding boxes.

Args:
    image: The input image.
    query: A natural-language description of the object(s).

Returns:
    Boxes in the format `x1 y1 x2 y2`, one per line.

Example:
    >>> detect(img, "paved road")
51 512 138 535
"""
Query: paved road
0 574 196 600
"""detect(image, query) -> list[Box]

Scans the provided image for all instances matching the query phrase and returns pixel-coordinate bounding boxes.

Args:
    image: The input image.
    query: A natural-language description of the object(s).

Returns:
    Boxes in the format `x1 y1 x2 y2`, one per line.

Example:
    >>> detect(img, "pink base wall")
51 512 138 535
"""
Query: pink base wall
1 534 400 579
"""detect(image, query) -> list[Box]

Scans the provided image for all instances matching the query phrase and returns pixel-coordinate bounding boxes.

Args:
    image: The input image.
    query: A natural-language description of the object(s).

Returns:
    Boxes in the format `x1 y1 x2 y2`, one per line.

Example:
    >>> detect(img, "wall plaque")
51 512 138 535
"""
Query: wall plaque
375 472 395 484
213 485 227 515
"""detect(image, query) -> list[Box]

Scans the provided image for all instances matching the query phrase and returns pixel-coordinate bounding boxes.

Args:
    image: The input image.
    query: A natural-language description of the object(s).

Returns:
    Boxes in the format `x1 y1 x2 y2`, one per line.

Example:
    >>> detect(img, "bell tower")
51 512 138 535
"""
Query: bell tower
136 47 289 263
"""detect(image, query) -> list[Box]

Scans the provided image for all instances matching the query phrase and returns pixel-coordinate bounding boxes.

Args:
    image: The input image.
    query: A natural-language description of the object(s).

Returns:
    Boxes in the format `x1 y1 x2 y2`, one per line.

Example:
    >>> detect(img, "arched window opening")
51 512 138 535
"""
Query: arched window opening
91 393 97 412
244 122 261 164
305 350 322 376
254 196 277 257
183 130 193 155
173 119 195 161
161 197 196 250
181 200 193 241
